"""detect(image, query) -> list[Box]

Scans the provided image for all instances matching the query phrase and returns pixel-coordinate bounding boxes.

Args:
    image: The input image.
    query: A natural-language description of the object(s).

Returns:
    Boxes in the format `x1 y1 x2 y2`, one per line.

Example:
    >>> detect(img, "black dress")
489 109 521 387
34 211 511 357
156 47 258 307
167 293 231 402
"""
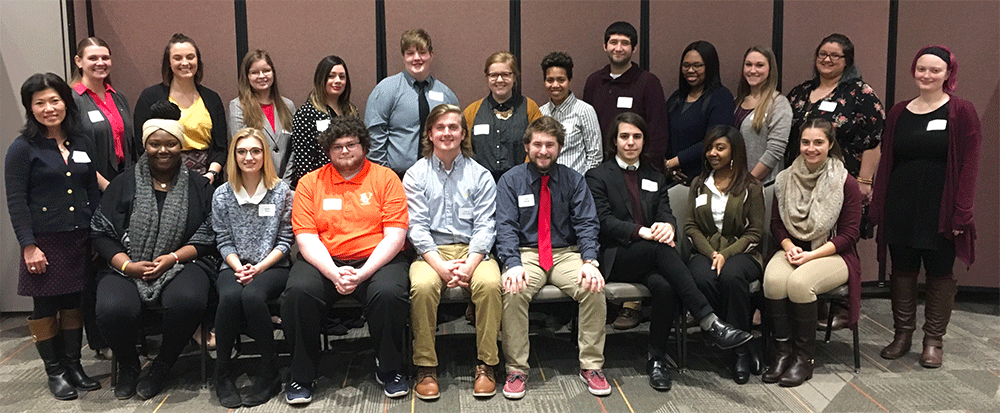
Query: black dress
884 103 949 250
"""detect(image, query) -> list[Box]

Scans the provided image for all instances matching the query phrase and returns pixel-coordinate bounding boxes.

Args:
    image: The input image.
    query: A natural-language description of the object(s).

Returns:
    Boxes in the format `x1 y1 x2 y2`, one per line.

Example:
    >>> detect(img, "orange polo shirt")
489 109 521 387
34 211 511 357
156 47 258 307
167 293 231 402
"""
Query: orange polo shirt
292 160 408 261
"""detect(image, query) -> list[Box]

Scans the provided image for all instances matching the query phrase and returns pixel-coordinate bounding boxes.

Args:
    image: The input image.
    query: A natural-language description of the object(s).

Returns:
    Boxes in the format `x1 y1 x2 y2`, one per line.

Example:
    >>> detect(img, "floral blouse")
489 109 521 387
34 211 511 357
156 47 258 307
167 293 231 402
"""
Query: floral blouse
786 77 885 176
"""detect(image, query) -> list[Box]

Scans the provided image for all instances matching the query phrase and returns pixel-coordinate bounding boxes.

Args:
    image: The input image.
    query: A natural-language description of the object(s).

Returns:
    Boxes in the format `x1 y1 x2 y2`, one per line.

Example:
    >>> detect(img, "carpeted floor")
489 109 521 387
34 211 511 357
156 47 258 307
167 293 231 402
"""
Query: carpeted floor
1 296 997 412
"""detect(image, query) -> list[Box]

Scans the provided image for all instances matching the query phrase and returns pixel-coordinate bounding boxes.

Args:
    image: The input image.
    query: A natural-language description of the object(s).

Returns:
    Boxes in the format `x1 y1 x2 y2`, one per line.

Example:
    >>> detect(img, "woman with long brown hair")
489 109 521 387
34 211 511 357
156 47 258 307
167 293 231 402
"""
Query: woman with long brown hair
228 49 295 181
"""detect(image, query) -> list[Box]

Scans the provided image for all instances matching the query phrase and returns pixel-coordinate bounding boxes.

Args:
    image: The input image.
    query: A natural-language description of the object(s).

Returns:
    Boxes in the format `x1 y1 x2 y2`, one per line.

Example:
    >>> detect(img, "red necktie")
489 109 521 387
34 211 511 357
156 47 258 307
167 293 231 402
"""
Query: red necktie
538 175 553 271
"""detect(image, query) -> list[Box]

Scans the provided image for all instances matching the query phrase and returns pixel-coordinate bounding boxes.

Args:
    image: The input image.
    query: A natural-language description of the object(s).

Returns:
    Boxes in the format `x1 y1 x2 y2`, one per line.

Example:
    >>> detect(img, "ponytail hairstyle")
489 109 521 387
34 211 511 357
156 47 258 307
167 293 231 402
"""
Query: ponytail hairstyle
734 45 780 133
72 37 112 85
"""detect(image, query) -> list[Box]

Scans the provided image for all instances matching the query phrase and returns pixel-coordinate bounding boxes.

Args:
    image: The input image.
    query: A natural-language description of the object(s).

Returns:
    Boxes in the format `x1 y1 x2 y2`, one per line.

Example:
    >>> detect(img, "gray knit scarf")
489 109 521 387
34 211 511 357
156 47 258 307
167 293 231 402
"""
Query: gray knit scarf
775 156 848 250
130 154 189 303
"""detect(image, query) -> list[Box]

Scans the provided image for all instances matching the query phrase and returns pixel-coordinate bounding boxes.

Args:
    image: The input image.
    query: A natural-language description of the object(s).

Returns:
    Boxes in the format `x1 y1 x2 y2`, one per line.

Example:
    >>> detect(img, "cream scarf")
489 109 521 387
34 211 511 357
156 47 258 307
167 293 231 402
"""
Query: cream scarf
775 156 848 249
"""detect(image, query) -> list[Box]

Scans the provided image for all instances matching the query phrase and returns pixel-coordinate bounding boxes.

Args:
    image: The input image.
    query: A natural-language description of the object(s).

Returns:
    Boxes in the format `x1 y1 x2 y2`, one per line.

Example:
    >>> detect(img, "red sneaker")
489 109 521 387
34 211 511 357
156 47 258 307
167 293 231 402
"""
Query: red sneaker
580 369 611 396
502 372 527 399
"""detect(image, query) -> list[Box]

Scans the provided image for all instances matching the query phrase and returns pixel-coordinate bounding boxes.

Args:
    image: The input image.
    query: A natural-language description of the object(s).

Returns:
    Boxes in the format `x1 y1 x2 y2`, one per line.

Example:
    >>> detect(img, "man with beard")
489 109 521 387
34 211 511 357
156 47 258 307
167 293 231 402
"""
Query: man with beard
495 116 608 399
280 116 410 404
582 21 670 329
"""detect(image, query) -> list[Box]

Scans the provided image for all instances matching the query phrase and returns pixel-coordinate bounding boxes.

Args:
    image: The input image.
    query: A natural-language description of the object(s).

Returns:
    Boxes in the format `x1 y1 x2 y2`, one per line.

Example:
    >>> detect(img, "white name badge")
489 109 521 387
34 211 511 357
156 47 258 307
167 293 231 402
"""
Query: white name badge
316 119 330 131
458 207 473 219
258 204 276 217
473 124 490 135
428 91 444 102
518 194 535 208
695 194 708 207
818 101 837 112
322 198 342 211
561 121 574 133
617 96 634 109
88 110 105 123
71 150 91 163
927 119 947 131
641 178 658 192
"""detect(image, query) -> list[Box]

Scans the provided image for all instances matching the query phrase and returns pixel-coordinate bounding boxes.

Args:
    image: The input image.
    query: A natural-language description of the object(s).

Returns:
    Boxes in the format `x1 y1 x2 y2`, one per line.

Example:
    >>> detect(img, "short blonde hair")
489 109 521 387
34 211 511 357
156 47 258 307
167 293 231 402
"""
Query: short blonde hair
401 29 432 54
226 128 280 192
421 104 474 159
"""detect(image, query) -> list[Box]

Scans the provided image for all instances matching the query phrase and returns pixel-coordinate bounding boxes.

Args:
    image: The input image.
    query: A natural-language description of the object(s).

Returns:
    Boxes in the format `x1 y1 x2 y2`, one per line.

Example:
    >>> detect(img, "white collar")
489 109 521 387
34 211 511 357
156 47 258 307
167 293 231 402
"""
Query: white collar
234 180 267 205
615 155 639 170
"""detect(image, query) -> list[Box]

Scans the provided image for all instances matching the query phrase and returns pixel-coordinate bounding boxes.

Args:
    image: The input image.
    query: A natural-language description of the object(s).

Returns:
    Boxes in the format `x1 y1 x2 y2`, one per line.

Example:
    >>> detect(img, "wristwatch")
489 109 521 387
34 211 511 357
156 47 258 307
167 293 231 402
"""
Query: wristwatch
583 259 600 268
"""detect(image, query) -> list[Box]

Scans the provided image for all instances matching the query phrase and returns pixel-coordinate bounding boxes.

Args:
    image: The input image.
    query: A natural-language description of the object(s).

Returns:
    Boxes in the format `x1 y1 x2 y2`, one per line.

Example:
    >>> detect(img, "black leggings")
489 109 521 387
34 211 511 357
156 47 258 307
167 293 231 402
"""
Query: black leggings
95 264 211 367
889 243 956 277
215 266 289 364
32 293 81 319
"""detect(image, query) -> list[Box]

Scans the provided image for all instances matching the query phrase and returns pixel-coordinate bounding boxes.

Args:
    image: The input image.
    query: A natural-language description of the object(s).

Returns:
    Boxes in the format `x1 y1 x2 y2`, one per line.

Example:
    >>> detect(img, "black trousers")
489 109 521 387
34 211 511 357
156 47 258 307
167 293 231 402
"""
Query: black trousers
280 254 410 384
688 253 762 332
608 240 713 356
95 264 211 367
215 266 289 364
32 293 81 318
889 243 956 277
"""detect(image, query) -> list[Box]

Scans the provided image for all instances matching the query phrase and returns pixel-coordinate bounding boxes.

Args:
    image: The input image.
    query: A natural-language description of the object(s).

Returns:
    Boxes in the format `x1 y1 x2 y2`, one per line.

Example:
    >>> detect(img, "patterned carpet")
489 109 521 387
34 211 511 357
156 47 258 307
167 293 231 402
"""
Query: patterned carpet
1 296 997 412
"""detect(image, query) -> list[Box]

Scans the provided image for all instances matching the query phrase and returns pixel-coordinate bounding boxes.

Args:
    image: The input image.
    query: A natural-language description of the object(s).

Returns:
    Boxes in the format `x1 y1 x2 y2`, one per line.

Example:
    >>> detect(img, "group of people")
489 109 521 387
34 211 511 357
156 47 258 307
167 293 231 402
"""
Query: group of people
5 20 981 408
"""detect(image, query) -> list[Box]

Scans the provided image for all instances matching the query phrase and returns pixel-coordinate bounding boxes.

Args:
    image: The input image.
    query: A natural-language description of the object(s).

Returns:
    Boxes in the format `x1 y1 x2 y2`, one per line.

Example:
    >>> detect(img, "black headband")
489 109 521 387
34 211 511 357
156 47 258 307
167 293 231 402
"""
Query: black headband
919 47 951 68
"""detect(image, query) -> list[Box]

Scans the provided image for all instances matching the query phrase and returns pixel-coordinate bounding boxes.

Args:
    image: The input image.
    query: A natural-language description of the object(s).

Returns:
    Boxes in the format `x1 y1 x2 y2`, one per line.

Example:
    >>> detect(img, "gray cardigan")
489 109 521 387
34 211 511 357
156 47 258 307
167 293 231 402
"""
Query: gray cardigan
211 180 294 270
227 97 296 180
739 92 791 184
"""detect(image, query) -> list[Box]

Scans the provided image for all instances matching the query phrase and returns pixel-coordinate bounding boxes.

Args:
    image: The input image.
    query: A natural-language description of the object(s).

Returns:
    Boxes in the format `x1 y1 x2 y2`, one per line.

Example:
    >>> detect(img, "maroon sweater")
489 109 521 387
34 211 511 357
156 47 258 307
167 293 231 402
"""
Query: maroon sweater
583 63 669 163
772 176 863 327
870 96 981 267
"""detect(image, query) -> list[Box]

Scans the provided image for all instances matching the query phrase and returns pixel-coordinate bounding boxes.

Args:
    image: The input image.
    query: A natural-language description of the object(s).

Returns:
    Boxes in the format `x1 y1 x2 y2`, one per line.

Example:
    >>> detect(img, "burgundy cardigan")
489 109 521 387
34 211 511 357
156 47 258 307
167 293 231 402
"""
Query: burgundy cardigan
772 176 863 327
870 96 981 267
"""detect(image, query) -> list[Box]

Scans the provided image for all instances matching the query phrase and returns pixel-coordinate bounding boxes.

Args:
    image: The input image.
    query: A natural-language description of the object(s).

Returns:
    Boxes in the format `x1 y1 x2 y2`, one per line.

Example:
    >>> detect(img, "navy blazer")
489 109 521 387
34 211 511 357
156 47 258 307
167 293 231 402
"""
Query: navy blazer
585 159 675 277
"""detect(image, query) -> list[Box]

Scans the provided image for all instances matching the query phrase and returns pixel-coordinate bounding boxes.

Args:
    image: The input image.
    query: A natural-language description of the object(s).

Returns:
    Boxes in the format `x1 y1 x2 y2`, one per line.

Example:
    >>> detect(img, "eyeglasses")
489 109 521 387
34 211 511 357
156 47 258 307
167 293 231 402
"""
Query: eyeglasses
487 72 514 81
331 142 360 152
817 51 845 61
681 62 705 71
248 69 272 78
235 148 264 157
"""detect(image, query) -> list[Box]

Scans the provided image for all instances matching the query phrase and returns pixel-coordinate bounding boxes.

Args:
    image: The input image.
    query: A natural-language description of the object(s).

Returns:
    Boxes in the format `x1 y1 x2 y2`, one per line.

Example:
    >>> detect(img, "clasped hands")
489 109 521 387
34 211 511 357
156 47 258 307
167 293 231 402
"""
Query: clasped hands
122 254 177 282
784 246 817 266
638 222 675 247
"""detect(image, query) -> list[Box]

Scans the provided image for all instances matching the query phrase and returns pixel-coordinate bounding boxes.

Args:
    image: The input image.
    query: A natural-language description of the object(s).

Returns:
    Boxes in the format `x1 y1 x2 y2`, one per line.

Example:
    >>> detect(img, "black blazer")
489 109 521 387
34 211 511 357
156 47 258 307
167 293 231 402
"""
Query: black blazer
133 83 228 168
585 159 675 277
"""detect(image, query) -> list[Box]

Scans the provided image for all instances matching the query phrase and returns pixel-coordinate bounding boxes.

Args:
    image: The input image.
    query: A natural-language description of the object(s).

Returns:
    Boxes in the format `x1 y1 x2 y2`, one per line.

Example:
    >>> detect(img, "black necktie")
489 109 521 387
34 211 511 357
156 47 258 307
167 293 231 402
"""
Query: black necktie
415 80 430 156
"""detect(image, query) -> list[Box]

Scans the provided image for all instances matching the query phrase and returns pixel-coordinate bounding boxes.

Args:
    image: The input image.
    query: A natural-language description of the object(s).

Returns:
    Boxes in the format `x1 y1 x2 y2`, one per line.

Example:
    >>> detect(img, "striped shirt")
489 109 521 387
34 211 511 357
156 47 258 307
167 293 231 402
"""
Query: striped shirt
540 92 603 175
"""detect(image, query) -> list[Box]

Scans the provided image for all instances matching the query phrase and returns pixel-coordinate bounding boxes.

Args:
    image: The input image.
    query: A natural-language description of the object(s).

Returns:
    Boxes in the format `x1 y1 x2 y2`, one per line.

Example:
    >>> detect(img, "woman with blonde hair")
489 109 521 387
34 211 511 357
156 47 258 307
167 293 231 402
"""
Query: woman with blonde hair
228 50 295 180
211 128 294 407
734 46 791 183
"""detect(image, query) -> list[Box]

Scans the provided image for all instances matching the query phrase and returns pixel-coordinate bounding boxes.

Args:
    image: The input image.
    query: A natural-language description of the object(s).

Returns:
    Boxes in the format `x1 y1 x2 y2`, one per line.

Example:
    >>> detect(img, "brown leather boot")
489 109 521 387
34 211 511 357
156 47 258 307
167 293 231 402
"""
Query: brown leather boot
880 271 919 359
414 366 439 400
473 364 496 397
920 275 956 368
762 298 793 383
780 301 817 387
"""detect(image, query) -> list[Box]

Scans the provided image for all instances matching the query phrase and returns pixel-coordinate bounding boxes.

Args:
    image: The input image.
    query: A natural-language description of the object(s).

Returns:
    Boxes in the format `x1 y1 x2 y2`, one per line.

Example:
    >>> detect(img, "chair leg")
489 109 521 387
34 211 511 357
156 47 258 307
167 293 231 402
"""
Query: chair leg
853 325 861 373
200 321 209 387
111 354 118 385
824 305 835 343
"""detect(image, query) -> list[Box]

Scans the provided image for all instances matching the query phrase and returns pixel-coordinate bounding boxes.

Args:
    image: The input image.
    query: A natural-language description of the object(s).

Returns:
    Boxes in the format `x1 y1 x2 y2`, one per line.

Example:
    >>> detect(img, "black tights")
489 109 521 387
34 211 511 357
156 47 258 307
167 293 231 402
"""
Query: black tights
32 293 81 319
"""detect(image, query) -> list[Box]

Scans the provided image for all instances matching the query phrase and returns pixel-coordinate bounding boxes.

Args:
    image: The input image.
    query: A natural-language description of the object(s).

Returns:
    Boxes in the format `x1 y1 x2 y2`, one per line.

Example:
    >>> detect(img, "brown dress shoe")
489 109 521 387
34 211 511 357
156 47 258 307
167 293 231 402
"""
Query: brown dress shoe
414 367 439 400
613 307 641 330
473 364 496 397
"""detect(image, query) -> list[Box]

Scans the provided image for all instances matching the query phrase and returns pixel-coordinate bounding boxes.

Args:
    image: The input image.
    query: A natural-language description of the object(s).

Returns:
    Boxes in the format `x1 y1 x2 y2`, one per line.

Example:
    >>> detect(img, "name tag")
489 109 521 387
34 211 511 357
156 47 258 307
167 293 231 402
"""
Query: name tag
71 150 91 163
473 124 490 135
258 204 276 217
818 101 837 112
641 178 658 192
428 91 444 102
696 194 708 207
518 194 535 208
316 119 330 131
458 207 473 219
927 119 947 131
88 110 105 123
322 198 342 211
560 120 574 133
617 96 633 109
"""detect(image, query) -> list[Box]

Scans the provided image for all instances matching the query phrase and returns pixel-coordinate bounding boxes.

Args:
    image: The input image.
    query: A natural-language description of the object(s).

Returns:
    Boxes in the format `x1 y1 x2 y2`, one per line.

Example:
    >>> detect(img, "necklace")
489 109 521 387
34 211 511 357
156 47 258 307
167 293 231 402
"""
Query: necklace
152 178 169 190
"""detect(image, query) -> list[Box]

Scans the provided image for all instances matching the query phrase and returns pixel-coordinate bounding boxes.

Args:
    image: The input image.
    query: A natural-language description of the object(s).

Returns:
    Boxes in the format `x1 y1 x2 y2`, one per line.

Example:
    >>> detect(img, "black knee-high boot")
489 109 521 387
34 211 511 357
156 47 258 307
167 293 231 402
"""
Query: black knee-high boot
59 308 101 391
28 316 78 400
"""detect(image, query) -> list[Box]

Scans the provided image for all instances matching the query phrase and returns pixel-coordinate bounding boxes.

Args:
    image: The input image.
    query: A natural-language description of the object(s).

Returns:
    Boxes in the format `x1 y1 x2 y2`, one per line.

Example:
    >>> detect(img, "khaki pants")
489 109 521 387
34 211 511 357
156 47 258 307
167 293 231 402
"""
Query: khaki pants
763 251 849 303
502 246 606 373
410 244 502 367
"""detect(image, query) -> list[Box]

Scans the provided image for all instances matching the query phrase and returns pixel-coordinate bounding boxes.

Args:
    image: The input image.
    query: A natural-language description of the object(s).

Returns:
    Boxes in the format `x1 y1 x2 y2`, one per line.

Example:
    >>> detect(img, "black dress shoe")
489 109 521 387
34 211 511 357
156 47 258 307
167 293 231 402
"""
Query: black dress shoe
646 359 672 391
733 349 751 384
705 319 753 350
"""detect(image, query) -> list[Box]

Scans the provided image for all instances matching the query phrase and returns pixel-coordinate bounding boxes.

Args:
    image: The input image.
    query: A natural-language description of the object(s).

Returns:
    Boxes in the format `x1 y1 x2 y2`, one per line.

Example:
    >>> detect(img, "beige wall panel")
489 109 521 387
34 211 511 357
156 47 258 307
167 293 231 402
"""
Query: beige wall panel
384 0 509 109
896 1 999 287
520 1 641 105
649 0 773 97
89 0 238 109
247 0 377 115
782 1 889 100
